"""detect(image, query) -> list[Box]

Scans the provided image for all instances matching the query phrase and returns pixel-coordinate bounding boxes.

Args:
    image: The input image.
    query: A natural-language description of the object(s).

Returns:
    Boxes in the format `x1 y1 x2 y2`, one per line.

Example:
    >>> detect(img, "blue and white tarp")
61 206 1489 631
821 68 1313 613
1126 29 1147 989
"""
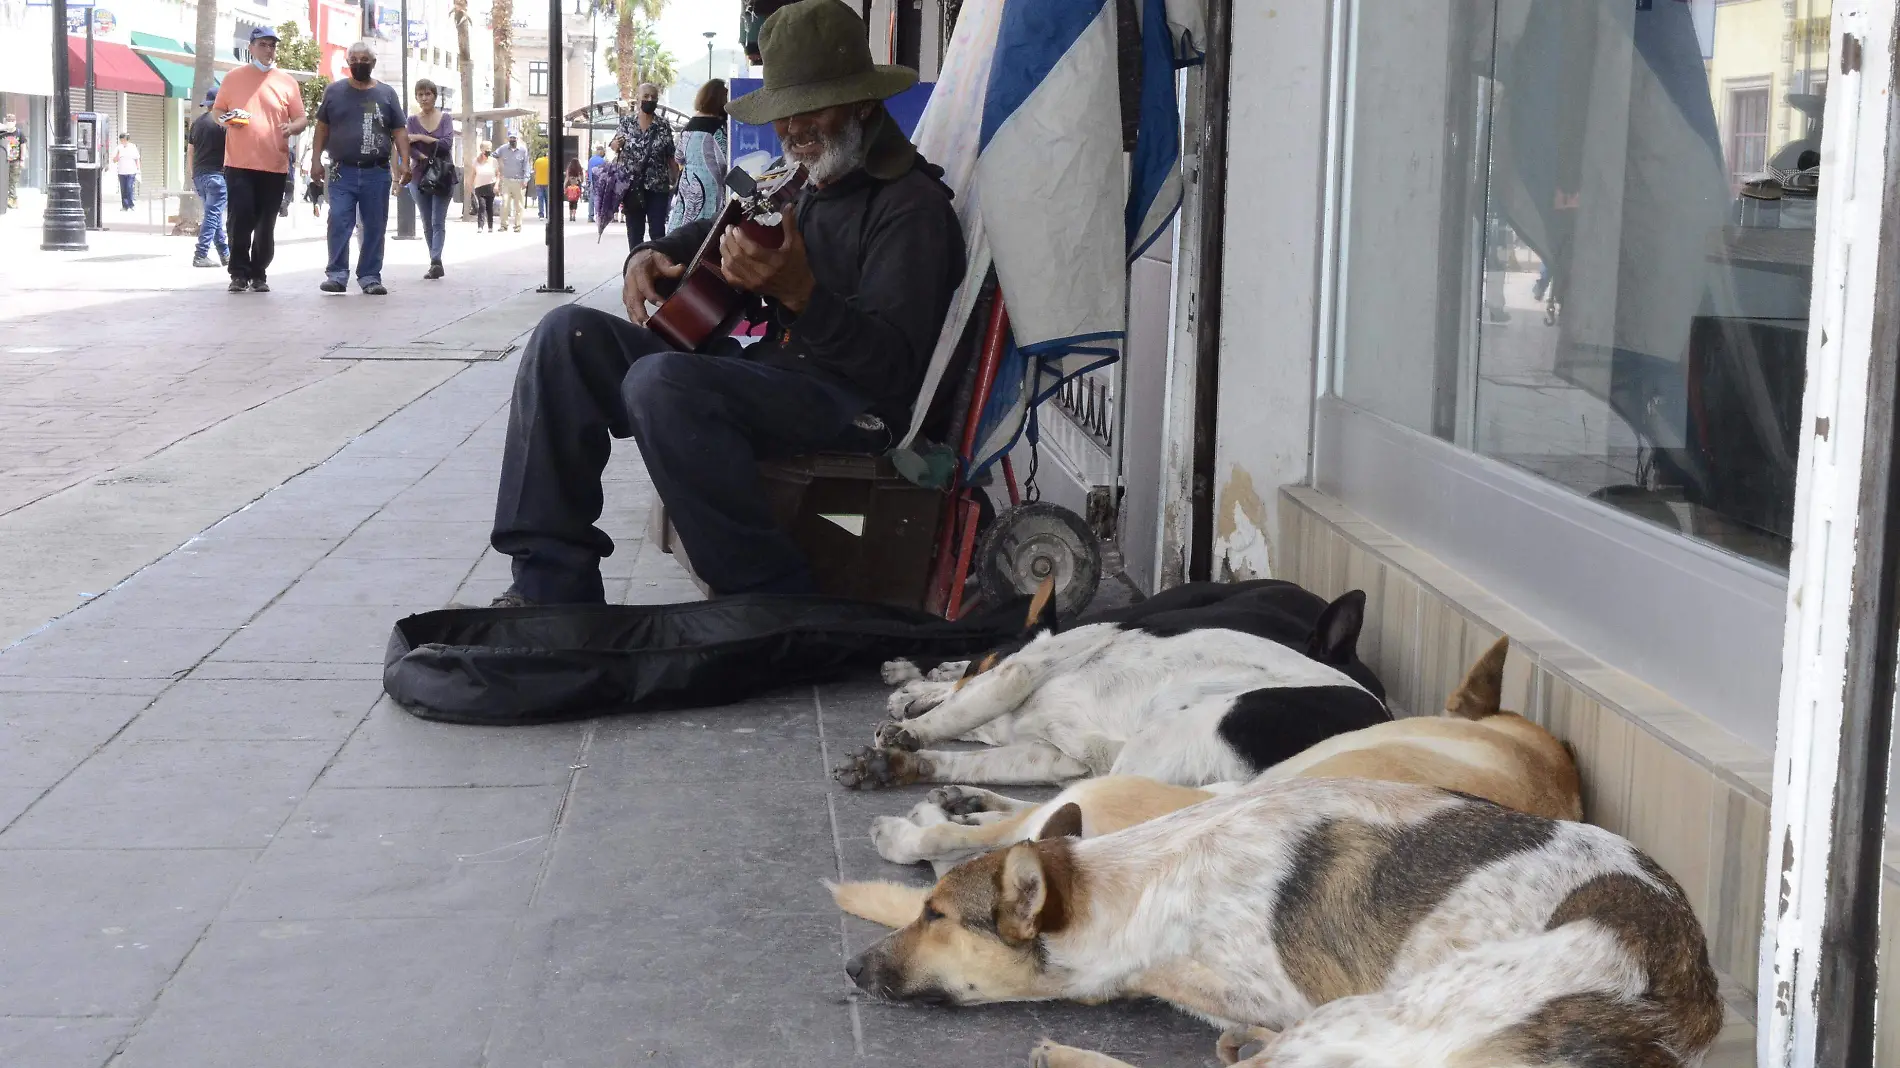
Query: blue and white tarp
899 0 1202 479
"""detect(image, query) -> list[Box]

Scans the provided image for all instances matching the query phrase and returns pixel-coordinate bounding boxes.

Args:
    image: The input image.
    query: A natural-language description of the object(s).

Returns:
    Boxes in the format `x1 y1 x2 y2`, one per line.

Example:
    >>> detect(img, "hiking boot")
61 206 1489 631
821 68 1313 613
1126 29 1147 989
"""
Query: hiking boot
193 255 217 268
425 261 444 279
228 278 249 293
362 283 388 296
251 280 271 293
319 279 346 293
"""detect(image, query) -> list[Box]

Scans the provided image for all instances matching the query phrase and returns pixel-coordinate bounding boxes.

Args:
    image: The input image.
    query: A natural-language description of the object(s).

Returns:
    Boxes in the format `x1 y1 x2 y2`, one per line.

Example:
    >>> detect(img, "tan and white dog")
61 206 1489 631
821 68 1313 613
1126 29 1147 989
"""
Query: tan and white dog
858 636 1582 875
842 776 1722 1068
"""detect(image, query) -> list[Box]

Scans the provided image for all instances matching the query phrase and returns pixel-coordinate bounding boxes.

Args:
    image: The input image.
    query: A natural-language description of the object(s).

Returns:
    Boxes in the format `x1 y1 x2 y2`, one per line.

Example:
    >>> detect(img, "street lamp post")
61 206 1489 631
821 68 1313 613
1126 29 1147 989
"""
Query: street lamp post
703 30 715 81
41 0 88 250
537 0 571 293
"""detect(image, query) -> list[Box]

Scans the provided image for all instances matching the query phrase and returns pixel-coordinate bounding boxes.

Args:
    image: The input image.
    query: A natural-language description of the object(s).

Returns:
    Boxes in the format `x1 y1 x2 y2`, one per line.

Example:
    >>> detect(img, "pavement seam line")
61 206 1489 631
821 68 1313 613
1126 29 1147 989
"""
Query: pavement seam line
813 685 869 1057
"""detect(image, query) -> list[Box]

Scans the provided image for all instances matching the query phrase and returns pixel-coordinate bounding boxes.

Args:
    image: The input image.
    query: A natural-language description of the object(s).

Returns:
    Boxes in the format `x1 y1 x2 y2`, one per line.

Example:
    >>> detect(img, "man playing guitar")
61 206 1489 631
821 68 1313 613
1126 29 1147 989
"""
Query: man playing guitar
484 0 964 605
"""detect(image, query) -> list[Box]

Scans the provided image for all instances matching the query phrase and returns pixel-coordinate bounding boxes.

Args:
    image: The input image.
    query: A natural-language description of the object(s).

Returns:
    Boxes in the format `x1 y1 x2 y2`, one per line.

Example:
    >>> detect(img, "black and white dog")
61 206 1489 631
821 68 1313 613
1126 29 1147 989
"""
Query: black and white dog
834 581 1391 789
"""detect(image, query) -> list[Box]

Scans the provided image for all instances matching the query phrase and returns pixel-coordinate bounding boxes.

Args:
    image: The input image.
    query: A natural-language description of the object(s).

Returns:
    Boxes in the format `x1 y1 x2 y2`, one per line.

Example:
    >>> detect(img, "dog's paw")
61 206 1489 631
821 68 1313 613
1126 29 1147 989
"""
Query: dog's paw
926 660 969 682
871 815 926 864
833 746 931 790
874 719 922 751
881 658 923 685
926 784 993 816
887 679 953 719
1216 1026 1280 1066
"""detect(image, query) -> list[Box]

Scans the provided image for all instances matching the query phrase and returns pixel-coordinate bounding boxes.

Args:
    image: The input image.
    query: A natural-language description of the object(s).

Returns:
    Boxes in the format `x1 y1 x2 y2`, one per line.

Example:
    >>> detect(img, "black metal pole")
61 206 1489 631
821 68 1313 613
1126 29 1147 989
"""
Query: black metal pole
538 0 571 293
395 0 417 239
41 0 87 250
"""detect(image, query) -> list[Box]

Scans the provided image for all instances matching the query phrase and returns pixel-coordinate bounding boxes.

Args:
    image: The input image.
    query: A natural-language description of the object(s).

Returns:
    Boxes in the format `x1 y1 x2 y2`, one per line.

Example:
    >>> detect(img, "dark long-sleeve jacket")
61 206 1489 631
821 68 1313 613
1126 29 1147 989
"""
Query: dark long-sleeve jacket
636 109 965 427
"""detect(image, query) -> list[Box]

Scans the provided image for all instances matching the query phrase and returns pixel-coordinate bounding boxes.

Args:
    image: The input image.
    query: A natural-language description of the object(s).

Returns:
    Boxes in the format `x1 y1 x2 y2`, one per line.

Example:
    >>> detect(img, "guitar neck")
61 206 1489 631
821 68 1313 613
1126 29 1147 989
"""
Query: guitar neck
683 201 746 276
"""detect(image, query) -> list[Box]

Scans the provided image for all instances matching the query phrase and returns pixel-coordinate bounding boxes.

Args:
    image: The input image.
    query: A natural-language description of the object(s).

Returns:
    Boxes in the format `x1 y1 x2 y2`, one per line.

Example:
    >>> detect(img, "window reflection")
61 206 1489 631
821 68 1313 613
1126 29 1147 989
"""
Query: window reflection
1338 0 1827 570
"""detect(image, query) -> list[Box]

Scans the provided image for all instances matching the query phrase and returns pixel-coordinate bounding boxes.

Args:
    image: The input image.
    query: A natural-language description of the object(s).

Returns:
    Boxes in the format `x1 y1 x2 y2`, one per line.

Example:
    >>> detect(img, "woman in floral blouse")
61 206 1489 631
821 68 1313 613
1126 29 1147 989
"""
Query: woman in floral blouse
609 82 676 249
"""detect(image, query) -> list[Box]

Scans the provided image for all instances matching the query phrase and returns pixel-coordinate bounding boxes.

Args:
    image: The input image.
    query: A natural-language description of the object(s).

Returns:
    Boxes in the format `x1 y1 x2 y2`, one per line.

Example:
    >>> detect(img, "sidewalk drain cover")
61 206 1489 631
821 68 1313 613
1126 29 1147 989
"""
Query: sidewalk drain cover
323 344 515 362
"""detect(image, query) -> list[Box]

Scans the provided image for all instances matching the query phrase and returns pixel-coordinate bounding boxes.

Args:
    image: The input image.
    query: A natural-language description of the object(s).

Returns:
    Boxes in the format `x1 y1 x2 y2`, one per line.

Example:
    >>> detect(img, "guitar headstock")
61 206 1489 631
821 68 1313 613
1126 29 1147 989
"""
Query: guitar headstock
725 161 808 218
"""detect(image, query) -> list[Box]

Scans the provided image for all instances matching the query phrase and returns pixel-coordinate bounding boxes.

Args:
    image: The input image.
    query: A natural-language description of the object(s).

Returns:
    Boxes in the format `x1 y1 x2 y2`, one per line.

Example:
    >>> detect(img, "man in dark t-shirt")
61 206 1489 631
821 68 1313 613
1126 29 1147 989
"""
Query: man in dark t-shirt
311 40 409 295
186 89 229 267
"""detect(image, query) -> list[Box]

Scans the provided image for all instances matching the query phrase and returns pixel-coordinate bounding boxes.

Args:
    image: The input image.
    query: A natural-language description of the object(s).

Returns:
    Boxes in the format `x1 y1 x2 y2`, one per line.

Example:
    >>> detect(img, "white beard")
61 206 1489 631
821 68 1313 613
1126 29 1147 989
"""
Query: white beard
798 117 868 185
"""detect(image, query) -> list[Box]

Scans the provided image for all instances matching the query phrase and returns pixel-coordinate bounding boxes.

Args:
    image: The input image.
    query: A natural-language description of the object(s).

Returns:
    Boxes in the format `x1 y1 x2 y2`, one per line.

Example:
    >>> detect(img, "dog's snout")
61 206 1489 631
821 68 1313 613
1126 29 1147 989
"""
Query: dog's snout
845 953 868 984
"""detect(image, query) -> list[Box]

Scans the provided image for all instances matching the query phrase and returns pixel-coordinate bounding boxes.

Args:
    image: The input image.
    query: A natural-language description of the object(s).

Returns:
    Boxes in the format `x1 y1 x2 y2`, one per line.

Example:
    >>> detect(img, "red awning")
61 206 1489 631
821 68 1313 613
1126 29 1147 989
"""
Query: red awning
66 37 168 96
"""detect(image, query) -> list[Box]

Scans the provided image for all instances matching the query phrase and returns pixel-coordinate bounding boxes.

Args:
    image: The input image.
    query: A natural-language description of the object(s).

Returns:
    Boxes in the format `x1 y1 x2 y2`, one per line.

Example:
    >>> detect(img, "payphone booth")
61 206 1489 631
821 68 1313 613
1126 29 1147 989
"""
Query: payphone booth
74 112 106 230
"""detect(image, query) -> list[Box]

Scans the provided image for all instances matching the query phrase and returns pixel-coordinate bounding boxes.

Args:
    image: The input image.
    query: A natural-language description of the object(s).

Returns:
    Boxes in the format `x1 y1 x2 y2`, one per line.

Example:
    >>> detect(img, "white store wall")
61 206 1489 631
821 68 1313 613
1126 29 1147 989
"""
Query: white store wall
1206 2 1333 581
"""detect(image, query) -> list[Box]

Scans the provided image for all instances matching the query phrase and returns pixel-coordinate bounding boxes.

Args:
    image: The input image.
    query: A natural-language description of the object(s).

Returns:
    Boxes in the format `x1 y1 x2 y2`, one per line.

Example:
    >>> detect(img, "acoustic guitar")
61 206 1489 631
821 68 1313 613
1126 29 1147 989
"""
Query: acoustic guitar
647 161 809 353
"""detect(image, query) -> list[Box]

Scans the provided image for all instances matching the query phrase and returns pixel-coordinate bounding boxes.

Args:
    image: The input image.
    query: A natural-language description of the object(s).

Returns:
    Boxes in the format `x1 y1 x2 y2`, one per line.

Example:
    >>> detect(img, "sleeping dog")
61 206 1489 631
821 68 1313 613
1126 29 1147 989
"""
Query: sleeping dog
855 636 1582 875
834 581 1390 790
844 776 1723 1068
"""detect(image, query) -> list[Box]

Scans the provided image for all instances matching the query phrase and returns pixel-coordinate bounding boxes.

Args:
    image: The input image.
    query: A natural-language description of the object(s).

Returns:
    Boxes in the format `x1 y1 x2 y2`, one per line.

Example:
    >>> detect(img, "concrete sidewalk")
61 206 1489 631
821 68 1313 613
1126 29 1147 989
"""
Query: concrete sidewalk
0 281 1215 1067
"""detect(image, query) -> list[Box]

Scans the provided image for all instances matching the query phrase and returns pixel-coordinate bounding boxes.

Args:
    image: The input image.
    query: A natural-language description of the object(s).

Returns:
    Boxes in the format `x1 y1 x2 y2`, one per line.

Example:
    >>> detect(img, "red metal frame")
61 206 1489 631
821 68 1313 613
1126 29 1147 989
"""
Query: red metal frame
925 294 1014 618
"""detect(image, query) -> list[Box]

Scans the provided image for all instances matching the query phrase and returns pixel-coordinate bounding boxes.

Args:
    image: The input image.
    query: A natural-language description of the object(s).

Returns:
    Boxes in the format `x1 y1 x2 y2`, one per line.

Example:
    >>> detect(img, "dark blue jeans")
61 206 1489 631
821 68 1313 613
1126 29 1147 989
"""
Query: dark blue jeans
325 163 391 288
118 173 136 210
492 306 878 602
193 172 228 259
622 188 669 251
412 187 450 262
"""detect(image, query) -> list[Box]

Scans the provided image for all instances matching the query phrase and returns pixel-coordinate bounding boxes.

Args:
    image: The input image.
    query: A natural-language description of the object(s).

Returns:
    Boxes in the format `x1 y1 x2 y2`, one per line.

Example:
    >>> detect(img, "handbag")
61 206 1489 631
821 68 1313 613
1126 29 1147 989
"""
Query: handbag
418 151 457 195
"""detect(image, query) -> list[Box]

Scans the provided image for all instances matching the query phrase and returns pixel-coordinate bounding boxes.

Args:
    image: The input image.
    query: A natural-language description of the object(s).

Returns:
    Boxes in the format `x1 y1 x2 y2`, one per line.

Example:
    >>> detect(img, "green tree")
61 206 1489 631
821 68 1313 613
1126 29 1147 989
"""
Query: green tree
604 0 667 99
604 17 676 94
274 21 328 117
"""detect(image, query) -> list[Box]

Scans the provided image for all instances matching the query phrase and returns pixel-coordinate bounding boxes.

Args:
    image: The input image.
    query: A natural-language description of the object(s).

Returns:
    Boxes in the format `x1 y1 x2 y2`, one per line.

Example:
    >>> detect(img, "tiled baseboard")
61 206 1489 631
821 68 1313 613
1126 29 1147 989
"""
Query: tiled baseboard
1278 486 1771 1030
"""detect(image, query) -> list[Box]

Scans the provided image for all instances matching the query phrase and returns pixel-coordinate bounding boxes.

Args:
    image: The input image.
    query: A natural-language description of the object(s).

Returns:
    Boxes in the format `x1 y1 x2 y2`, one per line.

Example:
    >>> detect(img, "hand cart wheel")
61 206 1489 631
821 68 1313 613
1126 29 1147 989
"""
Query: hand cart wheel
975 501 1101 621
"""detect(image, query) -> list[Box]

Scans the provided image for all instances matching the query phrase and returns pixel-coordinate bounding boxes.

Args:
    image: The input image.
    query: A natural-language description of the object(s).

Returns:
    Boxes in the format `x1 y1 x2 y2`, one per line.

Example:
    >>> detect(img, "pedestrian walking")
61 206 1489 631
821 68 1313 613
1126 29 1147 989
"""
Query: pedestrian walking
563 157 583 221
112 133 141 211
494 132 529 231
312 40 410 295
215 26 310 293
406 78 455 279
471 142 499 231
534 149 549 219
611 82 674 249
1 113 26 209
668 78 728 232
584 144 606 222
186 89 229 268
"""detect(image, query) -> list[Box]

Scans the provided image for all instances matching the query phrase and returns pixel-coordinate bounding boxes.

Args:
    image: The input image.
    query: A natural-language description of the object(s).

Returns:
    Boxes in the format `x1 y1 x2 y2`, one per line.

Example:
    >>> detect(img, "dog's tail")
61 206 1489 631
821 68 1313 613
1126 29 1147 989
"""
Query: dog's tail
827 880 928 928
1444 635 1510 720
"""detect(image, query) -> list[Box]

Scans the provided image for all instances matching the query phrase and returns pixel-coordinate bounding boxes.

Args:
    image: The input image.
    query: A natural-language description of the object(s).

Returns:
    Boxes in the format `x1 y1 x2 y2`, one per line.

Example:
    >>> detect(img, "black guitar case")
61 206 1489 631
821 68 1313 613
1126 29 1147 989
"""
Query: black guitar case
382 594 1033 726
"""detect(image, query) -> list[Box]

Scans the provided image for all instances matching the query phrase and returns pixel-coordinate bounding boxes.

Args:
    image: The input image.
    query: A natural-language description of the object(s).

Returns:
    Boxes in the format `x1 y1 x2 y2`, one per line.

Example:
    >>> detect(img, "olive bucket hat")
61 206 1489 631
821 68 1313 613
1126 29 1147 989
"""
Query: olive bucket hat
725 0 918 126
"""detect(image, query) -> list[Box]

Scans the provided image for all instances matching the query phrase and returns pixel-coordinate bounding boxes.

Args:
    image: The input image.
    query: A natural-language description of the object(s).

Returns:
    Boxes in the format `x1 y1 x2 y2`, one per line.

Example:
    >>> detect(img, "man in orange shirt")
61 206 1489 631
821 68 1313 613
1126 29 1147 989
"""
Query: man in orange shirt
214 27 310 294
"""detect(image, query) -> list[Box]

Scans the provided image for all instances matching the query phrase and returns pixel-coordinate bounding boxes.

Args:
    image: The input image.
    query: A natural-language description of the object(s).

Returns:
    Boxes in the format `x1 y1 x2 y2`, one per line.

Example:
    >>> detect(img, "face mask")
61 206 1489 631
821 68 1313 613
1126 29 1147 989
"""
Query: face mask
251 57 275 72
349 62 374 82
640 99 657 114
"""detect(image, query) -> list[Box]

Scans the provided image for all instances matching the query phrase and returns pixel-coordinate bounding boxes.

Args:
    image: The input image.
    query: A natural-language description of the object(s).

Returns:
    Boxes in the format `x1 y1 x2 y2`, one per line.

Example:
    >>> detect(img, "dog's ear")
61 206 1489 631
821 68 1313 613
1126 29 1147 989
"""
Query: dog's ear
1035 802 1084 841
996 841 1070 943
1445 635 1509 720
1305 590 1367 665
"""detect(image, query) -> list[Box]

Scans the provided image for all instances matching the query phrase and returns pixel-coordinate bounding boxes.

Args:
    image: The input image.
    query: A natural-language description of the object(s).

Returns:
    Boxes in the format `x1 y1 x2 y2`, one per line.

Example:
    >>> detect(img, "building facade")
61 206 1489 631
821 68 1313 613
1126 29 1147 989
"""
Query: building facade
1112 0 1900 1062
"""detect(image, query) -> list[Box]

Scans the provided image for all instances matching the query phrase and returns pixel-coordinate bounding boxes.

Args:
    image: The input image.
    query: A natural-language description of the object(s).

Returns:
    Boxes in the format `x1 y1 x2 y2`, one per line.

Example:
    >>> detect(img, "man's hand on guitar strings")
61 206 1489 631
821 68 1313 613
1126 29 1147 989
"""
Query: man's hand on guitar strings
719 203 817 315
624 251 685 325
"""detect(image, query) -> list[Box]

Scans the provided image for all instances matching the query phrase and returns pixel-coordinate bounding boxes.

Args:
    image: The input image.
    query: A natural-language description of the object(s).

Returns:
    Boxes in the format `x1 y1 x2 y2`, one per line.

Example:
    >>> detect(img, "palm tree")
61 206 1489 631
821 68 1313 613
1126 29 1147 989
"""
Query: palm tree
492 0 515 106
453 0 477 213
608 0 667 100
605 17 676 94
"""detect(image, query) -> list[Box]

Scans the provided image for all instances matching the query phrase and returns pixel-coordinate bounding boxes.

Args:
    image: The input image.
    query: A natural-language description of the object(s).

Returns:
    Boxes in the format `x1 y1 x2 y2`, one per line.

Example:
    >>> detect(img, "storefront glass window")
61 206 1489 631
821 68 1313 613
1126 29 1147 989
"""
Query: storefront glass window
1337 0 1829 570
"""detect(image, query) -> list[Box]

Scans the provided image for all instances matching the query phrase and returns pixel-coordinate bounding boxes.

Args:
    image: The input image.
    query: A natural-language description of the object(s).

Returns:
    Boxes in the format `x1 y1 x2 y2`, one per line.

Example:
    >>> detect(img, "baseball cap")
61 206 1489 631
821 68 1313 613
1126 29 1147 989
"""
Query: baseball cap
249 26 280 43
202 87 217 105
